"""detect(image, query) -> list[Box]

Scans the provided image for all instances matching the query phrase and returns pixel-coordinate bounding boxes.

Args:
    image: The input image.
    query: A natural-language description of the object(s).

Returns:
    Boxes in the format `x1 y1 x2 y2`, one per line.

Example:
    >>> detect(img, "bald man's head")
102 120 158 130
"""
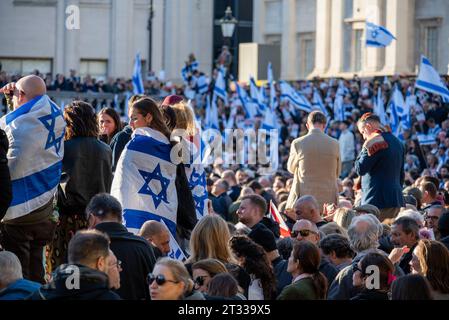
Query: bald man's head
292 219 320 244
14 75 46 109
138 220 171 255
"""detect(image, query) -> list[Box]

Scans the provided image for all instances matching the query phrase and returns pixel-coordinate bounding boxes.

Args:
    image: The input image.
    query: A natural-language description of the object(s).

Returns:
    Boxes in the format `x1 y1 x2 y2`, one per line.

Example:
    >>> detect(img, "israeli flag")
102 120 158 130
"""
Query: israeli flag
197 75 209 95
205 94 219 130
111 127 178 236
333 94 345 122
235 81 257 118
312 89 328 117
184 145 208 220
417 133 436 146
250 77 267 114
373 87 388 126
160 220 187 261
268 62 277 110
279 81 312 113
366 22 396 48
416 55 449 101
0 95 65 221
214 68 228 105
132 53 144 95
389 85 406 137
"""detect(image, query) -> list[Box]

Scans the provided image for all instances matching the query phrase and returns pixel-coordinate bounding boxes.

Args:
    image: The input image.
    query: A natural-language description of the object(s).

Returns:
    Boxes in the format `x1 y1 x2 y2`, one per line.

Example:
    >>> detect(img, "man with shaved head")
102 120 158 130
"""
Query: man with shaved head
294 195 328 228
139 220 171 259
0 75 65 284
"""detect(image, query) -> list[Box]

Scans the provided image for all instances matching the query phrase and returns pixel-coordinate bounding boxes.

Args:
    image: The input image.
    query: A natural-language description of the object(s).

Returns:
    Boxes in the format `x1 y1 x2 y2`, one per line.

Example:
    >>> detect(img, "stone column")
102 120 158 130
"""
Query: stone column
64 0 80 74
151 0 165 74
382 0 415 75
54 0 66 75
281 0 297 80
363 0 384 74
325 0 344 76
253 0 266 44
109 0 134 78
311 0 331 77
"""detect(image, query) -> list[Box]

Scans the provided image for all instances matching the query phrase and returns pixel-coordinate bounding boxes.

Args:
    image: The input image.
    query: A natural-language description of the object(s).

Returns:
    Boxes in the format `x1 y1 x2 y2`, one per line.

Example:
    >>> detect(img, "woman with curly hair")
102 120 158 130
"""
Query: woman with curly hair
410 239 449 300
49 101 112 270
229 235 277 300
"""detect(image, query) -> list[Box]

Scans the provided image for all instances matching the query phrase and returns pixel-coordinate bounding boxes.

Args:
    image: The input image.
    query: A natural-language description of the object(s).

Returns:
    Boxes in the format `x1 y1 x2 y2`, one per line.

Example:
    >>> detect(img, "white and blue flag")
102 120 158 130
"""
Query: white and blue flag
214 68 228 105
389 85 407 137
373 87 388 126
132 53 144 95
197 75 209 95
160 220 187 261
111 127 178 236
0 95 65 221
366 22 396 48
312 89 328 117
235 82 257 118
250 77 267 114
416 55 449 101
268 62 277 110
279 81 312 113
333 94 345 122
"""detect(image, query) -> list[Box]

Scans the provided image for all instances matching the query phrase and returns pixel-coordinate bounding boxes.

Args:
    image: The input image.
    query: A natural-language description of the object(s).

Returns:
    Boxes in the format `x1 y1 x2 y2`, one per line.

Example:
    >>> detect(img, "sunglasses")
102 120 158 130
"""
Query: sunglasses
291 229 317 238
194 276 205 287
147 273 180 286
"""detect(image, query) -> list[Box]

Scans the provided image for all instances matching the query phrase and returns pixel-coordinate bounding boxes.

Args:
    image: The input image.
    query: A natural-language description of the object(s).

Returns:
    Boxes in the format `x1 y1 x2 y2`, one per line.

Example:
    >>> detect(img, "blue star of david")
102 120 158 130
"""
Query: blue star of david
38 102 64 155
188 168 208 214
138 164 170 209
371 29 379 39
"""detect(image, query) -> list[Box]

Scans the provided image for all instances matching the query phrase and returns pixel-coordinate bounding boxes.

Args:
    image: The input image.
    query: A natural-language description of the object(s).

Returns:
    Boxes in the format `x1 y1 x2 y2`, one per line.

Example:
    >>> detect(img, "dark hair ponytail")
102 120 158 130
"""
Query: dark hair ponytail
131 97 171 140
292 241 328 299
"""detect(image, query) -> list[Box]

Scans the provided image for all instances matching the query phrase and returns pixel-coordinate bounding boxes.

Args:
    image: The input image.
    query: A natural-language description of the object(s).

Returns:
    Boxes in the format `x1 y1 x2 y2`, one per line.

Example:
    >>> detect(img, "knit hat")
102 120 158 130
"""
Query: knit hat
248 224 277 252
162 95 183 106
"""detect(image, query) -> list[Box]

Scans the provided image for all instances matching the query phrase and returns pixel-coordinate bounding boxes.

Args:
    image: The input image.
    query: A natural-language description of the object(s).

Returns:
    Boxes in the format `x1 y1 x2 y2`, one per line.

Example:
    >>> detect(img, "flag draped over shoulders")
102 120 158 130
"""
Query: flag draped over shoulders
0 95 66 221
111 127 178 236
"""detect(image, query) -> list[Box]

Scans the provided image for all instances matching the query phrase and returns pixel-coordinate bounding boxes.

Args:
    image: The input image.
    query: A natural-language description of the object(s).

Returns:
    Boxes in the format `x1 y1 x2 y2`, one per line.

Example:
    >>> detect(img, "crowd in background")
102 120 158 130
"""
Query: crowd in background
1 59 449 301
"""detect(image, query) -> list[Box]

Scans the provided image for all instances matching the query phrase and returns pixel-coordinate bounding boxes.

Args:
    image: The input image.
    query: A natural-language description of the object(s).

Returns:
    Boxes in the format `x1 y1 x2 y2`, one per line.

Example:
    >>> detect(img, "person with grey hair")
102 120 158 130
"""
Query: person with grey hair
0 251 41 300
87 193 156 300
327 214 404 300
211 178 233 221
396 209 425 228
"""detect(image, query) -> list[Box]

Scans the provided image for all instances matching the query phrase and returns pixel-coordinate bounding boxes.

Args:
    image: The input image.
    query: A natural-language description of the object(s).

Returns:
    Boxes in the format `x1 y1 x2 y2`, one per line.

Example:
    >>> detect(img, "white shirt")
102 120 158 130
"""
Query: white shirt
339 129 355 162
248 276 264 300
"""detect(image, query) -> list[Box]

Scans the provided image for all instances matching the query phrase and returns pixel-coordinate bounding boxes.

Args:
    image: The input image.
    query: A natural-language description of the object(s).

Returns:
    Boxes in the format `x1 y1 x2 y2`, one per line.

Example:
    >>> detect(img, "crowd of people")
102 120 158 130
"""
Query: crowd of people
1 58 449 301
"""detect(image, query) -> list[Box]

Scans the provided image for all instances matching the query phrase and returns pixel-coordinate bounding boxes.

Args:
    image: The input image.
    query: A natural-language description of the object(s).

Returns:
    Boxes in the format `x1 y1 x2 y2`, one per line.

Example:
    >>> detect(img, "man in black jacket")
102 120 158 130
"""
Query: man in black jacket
30 230 120 300
0 128 12 220
86 193 156 300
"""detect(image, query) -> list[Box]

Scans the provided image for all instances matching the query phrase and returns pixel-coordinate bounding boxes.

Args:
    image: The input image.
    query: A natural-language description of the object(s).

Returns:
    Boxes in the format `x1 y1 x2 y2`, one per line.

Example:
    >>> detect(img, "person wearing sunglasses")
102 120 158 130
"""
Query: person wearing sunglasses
149 258 205 300
191 259 227 293
351 252 394 300
291 220 339 287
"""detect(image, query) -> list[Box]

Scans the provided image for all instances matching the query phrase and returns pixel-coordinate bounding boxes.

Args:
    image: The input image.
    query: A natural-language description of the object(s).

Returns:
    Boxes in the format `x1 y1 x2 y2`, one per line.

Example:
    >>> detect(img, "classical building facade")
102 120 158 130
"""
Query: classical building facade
0 0 214 81
254 0 449 80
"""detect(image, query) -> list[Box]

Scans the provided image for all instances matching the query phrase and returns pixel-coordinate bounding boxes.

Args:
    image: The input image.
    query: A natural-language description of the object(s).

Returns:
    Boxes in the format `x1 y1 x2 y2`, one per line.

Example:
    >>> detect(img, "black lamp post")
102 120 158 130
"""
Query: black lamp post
219 6 238 47
147 0 154 72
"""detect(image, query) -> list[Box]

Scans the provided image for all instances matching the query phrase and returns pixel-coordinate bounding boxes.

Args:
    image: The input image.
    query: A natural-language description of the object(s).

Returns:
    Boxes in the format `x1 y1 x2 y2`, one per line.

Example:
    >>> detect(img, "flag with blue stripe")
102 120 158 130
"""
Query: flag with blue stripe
417 133 436 146
279 81 312 113
0 95 65 221
366 22 396 48
214 68 228 105
161 220 187 261
312 89 328 117
250 77 267 114
389 85 406 137
132 53 144 95
268 62 277 111
184 148 208 220
373 87 388 126
111 127 178 236
205 94 219 130
235 81 257 118
333 94 345 121
197 75 209 95
416 55 449 101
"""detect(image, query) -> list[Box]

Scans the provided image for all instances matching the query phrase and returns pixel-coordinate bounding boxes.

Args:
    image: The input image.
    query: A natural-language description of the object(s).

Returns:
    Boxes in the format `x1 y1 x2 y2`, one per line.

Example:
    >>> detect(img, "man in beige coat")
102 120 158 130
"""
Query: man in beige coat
286 111 341 212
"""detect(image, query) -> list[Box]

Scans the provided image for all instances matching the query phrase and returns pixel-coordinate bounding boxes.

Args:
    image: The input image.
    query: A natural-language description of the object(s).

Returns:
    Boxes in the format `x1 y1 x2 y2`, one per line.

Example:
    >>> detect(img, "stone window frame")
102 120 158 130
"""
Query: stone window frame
415 17 443 70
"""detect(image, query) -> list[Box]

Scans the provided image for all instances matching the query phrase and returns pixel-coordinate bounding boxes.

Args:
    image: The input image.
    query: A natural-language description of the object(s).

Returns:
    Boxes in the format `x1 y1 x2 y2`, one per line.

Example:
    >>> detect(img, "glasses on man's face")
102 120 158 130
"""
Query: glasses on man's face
424 214 439 221
147 273 180 286
110 260 122 269
291 229 316 238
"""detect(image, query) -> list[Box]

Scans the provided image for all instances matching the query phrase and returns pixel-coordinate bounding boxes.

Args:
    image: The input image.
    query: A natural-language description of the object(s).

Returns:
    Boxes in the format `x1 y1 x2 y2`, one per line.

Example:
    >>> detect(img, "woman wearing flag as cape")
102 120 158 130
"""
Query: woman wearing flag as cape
111 97 179 238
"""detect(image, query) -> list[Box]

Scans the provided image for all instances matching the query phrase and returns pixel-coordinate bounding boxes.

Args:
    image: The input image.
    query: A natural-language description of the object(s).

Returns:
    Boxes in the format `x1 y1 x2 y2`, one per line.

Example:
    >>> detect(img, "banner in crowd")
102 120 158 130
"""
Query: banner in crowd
416 55 449 101
111 127 178 236
0 95 65 221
